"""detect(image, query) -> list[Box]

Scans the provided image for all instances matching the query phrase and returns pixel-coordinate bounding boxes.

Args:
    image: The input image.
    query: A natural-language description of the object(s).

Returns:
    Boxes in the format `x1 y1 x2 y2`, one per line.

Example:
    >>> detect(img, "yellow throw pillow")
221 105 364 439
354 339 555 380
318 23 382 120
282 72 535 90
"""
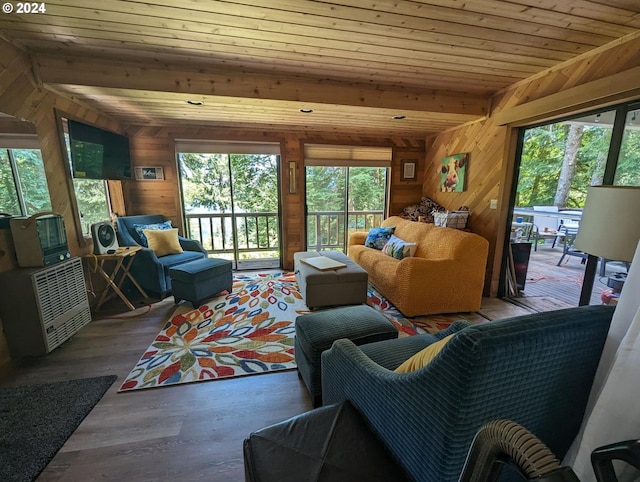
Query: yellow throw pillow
394 334 454 373
143 228 183 257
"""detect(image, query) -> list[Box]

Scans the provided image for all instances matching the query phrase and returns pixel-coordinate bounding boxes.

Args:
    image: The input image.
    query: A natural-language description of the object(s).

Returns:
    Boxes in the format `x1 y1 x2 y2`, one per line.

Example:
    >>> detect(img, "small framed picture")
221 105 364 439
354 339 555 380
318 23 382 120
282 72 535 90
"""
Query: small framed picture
401 160 417 181
135 166 164 181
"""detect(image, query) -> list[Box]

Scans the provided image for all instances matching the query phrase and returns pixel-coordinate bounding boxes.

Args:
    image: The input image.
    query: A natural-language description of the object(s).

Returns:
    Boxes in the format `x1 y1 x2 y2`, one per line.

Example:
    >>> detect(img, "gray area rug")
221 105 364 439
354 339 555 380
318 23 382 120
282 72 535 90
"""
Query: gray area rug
0 375 117 482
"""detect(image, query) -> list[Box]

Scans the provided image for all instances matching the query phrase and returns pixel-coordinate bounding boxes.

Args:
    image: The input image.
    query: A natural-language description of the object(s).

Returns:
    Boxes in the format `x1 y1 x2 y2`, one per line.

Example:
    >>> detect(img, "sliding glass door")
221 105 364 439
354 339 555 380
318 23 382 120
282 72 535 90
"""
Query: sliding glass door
178 149 281 270
505 100 640 305
305 165 388 252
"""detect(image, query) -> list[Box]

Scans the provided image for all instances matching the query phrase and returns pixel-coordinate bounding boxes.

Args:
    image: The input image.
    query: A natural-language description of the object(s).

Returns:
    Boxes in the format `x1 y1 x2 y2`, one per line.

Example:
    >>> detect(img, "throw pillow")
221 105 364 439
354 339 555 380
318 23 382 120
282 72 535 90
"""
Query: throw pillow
394 334 454 373
143 228 183 257
364 226 396 250
381 234 417 260
133 220 173 246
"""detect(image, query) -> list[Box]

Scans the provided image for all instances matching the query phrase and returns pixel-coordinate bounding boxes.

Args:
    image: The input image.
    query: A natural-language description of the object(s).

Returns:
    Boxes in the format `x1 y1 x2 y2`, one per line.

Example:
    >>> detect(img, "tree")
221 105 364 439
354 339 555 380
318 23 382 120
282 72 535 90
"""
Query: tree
554 124 584 207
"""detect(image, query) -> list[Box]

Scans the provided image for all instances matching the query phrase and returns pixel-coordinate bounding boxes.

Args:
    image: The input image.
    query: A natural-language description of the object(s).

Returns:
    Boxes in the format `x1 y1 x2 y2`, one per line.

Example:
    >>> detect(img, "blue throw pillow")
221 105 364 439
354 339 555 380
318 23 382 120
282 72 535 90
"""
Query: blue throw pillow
381 234 417 260
133 220 173 247
365 226 395 250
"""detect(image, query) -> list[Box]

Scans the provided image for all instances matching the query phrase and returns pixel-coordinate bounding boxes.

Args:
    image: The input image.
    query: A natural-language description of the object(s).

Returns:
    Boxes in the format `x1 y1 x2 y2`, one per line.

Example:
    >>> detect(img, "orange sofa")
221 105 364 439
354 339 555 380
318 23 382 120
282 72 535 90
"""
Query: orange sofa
348 216 489 316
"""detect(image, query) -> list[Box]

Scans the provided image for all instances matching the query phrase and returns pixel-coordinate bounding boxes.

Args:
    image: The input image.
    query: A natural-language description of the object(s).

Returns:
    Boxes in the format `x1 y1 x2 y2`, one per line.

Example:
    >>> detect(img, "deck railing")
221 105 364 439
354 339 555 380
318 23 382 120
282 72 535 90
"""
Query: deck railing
306 210 384 251
185 212 279 258
185 210 384 258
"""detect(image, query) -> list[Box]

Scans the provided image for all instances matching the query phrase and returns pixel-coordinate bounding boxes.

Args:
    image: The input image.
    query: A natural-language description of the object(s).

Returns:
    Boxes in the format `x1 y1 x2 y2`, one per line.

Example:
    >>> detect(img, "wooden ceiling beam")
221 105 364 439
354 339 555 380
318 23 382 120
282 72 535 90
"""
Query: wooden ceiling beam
36 56 489 116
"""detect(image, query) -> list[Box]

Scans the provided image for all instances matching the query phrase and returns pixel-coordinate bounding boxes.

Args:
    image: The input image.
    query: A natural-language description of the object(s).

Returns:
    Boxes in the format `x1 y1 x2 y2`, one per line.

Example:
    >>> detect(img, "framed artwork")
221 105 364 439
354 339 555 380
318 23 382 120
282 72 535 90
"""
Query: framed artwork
440 153 468 192
401 160 417 181
134 166 164 181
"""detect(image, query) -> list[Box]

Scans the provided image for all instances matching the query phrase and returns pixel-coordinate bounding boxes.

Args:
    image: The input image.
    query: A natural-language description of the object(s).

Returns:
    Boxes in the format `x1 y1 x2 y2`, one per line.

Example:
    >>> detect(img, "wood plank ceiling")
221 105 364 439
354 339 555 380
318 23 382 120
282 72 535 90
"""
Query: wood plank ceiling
1 0 639 136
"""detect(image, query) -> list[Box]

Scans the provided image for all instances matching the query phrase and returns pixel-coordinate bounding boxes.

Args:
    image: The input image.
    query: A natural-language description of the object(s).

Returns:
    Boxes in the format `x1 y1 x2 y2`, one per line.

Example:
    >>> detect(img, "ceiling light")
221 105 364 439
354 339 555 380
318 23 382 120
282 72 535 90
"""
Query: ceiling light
299 108 314 113
187 100 204 106
392 115 406 120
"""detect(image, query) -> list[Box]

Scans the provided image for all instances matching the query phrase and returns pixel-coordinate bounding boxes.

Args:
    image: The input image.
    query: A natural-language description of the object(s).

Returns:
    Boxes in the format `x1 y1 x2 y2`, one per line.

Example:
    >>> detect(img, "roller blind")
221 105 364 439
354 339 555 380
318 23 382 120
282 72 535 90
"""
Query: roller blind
304 144 392 167
175 139 280 155
0 135 40 149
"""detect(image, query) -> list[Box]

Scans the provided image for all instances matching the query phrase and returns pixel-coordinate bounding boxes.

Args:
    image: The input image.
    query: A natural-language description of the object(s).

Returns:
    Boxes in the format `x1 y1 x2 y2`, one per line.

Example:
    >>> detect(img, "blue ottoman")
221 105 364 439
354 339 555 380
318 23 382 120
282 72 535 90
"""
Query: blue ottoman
295 305 398 407
169 258 233 307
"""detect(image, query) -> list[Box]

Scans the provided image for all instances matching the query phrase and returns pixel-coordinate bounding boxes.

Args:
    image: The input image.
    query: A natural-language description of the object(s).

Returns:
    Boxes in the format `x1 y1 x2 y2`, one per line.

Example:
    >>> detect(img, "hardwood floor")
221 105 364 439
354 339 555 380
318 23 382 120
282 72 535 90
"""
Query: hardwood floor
0 296 312 481
0 267 595 481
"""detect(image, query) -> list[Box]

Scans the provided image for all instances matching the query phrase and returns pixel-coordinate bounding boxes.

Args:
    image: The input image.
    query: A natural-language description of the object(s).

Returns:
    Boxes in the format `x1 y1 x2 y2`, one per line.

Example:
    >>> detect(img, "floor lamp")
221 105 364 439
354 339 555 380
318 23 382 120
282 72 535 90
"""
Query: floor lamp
574 186 640 306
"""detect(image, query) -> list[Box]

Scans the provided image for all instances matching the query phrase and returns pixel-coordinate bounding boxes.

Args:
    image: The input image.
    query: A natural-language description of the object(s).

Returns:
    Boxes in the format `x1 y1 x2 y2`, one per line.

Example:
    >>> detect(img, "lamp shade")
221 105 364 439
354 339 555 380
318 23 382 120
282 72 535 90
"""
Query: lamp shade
574 186 640 262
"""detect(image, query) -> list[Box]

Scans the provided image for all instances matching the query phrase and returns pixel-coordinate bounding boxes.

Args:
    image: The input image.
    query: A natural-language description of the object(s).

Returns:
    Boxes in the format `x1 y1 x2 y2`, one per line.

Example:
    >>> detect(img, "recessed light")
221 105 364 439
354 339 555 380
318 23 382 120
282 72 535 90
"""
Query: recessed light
187 100 204 106
392 115 406 120
299 108 314 114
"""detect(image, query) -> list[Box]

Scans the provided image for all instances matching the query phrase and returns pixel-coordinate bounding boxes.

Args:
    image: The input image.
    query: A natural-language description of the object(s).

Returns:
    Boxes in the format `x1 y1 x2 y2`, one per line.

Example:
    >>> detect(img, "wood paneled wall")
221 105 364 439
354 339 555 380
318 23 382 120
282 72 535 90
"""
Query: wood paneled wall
0 38 123 365
124 126 426 270
424 33 640 296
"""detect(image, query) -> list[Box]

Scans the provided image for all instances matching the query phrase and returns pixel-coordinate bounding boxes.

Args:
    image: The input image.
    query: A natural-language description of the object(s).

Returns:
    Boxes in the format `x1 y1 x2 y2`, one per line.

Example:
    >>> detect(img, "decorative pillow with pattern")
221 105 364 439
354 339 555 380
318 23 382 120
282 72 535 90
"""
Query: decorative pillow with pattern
364 226 396 250
133 220 173 247
381 234 417 260
402 204 421 221
420 197 445 215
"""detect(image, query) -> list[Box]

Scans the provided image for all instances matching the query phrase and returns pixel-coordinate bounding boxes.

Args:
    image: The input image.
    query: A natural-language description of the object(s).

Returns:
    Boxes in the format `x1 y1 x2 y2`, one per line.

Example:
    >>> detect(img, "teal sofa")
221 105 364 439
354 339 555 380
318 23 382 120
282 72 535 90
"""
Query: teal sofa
321 305 615 482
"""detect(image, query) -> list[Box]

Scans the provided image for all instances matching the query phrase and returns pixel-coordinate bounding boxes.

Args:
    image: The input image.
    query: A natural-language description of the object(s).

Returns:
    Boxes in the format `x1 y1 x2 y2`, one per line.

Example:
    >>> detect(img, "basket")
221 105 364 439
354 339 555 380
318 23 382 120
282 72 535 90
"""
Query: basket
433 210 469 229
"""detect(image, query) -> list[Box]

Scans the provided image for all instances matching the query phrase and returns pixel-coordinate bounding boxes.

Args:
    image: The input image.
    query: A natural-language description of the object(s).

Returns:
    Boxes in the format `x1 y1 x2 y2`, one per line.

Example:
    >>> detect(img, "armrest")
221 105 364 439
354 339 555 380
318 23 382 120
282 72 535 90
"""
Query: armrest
178 236 207 255
133 246 161 264
348 231 368 249
359 320 469 370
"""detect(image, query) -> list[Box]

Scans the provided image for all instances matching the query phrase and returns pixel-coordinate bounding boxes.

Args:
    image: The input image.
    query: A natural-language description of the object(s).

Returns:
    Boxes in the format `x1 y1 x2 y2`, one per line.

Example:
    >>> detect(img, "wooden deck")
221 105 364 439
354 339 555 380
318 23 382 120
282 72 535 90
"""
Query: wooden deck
511 241 626 310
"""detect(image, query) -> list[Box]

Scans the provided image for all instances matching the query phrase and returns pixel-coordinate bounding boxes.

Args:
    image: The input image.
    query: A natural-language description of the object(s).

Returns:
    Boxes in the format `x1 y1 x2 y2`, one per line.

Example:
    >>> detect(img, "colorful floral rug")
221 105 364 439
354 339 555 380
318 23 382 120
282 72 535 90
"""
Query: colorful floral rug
120 271 484 392
367 285 480 335
119 272 309 392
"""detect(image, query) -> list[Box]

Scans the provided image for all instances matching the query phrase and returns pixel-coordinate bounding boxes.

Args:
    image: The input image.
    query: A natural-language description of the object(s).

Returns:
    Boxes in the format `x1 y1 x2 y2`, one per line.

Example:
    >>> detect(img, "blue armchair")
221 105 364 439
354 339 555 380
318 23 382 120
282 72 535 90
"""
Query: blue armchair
116 214 207 299
321 305 615 482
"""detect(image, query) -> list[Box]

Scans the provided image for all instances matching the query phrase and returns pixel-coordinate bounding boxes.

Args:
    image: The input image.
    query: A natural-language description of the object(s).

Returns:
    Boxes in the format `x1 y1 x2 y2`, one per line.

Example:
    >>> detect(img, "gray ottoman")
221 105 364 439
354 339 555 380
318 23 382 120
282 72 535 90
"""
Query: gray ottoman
295 304 398 407
169 258 233 307
294 250 368 309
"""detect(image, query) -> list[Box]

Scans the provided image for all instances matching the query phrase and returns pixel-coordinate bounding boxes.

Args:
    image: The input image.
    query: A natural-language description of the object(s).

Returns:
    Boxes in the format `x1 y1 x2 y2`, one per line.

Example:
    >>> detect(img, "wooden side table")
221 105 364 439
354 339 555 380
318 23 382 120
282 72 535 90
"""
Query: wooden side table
84 246 148 311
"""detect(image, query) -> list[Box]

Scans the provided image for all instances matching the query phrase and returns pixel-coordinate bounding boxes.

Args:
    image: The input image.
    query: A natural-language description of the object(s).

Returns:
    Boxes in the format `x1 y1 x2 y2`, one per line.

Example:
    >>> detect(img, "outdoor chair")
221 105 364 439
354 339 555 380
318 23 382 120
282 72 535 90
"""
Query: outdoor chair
321 305 614 482
532 206 565 251
556 224 587 266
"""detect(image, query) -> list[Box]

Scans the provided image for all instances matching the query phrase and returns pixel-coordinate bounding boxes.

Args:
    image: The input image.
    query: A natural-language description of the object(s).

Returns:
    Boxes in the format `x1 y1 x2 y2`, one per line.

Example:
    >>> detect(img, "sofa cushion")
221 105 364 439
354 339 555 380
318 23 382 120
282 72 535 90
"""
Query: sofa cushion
158 250 206 272
144 228 183 257
381 234 417 260
394 334 454 373
133 220 173 246
365 226 395 250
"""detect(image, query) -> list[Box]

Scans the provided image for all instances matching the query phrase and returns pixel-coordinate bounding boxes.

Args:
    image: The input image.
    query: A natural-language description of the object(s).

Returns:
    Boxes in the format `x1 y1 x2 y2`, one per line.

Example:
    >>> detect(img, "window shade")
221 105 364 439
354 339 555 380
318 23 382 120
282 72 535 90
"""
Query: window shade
304 144 392 167
0 135 40 149
175 140 281 155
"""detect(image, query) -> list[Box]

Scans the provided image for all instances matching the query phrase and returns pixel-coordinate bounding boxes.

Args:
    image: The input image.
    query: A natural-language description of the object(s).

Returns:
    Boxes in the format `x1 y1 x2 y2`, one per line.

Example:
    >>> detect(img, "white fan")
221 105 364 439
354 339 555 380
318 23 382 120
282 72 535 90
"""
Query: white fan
91 222 119 254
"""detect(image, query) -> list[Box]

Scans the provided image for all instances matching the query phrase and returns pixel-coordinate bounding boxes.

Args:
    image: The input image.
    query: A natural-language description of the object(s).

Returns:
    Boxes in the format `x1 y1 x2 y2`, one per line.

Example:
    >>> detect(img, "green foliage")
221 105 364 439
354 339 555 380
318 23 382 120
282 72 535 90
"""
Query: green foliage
0 149 52 215
178 152 281 258
517 119 639 208
73 178 111 231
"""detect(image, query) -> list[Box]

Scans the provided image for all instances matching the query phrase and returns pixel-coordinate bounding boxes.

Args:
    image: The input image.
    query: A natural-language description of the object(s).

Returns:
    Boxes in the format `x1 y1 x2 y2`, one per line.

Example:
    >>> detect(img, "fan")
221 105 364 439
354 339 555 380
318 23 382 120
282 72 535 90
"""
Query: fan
91 222 119 254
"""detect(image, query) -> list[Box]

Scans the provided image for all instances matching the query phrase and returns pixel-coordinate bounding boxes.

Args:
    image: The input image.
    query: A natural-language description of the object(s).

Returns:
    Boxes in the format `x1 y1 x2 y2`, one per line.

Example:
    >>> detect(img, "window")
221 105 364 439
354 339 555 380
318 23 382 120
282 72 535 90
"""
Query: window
59 117 111 233
0 146 52 215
